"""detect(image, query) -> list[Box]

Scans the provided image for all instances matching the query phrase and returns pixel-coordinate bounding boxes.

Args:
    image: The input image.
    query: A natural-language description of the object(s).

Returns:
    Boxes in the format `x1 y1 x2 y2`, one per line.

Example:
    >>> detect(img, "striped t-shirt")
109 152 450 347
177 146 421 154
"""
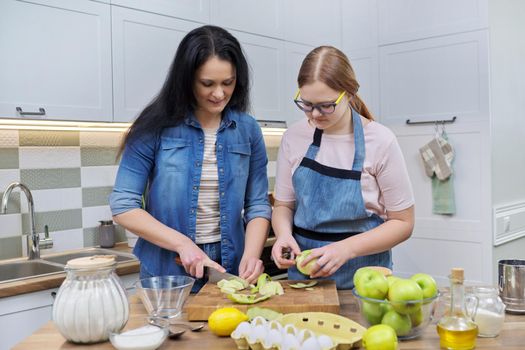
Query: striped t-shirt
195 127 221 244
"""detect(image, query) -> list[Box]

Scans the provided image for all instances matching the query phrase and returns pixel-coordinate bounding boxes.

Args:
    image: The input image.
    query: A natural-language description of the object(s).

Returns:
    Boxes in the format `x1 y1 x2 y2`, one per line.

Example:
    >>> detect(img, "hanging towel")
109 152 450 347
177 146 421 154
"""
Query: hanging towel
419 134 456 215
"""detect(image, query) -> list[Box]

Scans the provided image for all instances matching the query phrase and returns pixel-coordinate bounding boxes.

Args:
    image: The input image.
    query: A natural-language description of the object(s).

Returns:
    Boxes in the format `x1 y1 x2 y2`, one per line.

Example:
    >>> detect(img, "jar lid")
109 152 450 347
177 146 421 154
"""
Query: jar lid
66 255 116 269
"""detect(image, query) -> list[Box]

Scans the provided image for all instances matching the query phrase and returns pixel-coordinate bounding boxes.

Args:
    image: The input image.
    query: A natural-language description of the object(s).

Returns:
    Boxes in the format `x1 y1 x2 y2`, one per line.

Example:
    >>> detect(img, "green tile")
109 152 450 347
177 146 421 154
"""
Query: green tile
19 130 79 146
22 209 82 234
0 192 20 213
82 186 113 207
81 147 120 166
0 148 19 169
268 177 275 192
21 168 81 190
266 147 279 161
83 225 126 247
0 236 23 259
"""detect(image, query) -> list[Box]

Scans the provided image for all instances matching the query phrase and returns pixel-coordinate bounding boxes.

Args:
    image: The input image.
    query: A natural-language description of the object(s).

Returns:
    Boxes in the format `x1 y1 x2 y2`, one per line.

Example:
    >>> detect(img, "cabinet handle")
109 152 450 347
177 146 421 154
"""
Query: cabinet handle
51 291 57 300
16 107 46 116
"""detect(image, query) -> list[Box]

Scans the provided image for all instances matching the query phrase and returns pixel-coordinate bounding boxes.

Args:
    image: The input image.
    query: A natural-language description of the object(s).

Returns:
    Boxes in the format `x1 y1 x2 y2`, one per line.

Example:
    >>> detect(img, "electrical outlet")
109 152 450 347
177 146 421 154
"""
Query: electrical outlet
503 216 511 233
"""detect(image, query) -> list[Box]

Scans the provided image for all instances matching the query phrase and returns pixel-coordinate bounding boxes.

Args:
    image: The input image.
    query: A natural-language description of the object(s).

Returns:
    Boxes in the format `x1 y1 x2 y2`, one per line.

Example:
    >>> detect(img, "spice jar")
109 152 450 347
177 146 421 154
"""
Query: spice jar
471 286 506 337
52 255 129 343
99 220 116 248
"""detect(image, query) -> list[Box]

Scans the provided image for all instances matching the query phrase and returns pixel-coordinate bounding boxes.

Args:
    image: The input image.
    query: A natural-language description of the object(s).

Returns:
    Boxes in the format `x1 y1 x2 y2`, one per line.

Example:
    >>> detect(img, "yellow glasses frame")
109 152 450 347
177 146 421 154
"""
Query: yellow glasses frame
293 90 346 115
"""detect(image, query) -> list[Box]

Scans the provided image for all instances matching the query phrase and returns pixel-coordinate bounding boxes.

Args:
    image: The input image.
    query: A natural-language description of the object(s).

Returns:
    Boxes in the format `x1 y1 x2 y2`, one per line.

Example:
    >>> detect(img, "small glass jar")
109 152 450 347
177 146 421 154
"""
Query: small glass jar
471 286 506 337
52 255 129 343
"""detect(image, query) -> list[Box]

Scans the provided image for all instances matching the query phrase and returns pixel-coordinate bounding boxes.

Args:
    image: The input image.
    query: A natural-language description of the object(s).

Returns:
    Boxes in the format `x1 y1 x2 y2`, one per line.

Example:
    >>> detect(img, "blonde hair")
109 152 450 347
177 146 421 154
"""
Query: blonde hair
297 46 374 120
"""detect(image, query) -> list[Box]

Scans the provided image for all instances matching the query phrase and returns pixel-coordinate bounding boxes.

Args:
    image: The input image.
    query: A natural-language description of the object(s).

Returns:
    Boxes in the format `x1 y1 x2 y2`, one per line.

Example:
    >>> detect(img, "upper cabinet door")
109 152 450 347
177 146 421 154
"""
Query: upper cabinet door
210 0 284 39
345 48 380 120
379 31 489 126
111 7 201 122
232 31 285 122
284 42 314 125
111 0 210 23
0 0 112 121
377 0 488 45
342 0 378 51
283 0 342 47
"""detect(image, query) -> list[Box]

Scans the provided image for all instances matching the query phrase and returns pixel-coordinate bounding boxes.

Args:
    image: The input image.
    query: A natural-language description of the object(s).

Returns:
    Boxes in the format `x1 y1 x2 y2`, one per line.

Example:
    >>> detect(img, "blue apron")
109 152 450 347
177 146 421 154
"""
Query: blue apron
288 108 392 289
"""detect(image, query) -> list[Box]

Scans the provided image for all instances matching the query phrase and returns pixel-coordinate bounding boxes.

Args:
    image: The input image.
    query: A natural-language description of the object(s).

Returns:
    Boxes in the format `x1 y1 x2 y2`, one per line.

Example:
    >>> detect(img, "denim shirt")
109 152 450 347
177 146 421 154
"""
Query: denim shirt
109 109 271 277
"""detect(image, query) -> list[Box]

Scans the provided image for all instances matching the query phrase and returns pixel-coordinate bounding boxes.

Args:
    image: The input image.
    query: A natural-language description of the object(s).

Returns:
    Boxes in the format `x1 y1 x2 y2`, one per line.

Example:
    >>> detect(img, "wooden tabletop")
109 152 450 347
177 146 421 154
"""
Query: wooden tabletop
14 290 525 349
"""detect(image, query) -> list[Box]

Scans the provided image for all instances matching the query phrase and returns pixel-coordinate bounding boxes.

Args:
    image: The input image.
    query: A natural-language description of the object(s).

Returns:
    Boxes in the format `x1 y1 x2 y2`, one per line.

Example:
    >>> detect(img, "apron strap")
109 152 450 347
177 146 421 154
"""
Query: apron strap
351 108 365 171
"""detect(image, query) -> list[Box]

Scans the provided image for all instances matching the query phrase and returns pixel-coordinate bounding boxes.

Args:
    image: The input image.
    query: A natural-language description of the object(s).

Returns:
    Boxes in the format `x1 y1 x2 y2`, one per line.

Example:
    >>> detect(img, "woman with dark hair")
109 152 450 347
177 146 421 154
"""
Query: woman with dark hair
110 25 271 291
270 46 414 289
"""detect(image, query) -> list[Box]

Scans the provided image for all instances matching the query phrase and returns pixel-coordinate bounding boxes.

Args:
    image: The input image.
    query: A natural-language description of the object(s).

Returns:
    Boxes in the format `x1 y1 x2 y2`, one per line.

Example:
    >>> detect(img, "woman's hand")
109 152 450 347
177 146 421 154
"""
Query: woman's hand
176 240 225 278
239 256 264 284
301 240 354 278
271 234 301 269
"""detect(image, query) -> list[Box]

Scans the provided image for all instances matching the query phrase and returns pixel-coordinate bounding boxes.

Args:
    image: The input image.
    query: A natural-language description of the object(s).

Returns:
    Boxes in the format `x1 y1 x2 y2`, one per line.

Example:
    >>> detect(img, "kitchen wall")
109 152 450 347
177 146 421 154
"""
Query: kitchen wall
0 129 281 260
489 0 525 275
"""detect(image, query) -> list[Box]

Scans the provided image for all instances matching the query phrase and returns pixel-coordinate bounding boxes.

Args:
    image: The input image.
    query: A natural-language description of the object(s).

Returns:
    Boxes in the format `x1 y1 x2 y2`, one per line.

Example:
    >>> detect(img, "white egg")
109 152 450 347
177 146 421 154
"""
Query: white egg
247 324 267 344
298 328 316 343
267 320 283 332
317 335 335 350
282 324 299 337
251 316 267 327
231 321 251 339
301 336 322 350
261 328 282 349
280 333 301 350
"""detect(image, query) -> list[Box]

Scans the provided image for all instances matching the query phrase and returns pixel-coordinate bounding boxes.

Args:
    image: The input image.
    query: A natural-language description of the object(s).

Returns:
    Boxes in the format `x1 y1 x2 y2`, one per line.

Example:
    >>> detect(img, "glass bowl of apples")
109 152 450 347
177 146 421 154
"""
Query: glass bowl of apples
352 268 440 340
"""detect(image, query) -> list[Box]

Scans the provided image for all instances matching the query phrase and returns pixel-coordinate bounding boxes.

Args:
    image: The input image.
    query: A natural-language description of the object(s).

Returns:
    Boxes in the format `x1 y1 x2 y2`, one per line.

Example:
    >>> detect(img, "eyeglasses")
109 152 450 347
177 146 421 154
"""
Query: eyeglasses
293 90 346 115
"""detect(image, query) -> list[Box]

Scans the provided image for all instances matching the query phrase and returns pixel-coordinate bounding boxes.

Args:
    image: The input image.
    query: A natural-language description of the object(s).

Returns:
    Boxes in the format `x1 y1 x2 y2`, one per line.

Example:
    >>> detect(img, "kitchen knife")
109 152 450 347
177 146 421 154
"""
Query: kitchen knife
206 267 239 284
174 256 237 283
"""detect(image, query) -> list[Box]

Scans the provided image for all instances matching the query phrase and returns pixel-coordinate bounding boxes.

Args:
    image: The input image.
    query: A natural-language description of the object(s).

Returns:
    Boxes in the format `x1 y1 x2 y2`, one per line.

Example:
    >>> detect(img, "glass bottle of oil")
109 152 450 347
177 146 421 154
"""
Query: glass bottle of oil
437 268 479 349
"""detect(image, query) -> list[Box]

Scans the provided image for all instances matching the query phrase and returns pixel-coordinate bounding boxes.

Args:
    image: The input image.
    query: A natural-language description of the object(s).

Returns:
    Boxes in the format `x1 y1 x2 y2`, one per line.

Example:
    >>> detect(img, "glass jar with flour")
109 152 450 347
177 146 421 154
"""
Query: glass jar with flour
471 286 506 337
52 255 129 343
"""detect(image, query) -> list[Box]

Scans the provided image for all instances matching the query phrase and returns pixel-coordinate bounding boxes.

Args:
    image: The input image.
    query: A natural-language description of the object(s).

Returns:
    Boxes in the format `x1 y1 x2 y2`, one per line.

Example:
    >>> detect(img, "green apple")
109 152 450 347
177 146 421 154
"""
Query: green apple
295 250 318 275
387 275 401 289
410 273 438 299
355 268 389 300
409 308 424 327
362 324 398 350
362 300 384 325
388 279 423 315
381 310 412 336
353 267 370 288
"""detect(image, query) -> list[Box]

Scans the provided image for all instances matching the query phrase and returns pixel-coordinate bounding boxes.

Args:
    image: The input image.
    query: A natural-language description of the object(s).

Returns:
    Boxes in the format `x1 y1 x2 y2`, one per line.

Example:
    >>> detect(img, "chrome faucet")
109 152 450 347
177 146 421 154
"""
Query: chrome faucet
1 182 53 259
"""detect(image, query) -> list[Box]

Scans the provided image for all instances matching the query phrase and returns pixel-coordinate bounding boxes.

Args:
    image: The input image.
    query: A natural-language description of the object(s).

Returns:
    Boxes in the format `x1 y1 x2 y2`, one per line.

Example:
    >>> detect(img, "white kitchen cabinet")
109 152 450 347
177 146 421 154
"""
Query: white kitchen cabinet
210 0 284 39
283 42 314 125
0 0 112 122
346 47 380 119
111 7 201 122
342 0 378 51
111 0 210 24
377 0 488 45
283 0 342 48
0 272 138 350
379 30 489 126
231 31 287 123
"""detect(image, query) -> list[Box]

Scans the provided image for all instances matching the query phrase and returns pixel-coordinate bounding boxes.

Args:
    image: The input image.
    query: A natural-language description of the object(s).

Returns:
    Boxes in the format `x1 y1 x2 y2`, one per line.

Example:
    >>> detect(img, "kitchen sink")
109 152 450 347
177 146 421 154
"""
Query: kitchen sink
41 248 137 265
0 260 64 283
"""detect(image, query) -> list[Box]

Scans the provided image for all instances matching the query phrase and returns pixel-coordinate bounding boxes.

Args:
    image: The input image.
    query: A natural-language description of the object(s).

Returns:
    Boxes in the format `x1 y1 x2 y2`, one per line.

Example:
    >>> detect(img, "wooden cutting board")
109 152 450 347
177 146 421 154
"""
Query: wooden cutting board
185 279 340 321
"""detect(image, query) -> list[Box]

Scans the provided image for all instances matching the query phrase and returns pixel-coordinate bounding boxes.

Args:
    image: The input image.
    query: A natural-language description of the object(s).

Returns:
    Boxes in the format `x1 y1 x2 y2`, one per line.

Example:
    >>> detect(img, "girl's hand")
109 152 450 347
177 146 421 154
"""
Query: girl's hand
271 234 301 269
300 240 353 278
176 240 225 278
239 256 264 284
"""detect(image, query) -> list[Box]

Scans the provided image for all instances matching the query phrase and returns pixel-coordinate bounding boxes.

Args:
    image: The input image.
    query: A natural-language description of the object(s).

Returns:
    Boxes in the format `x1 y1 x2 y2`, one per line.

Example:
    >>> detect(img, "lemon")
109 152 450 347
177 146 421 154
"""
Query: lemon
208 307 248 336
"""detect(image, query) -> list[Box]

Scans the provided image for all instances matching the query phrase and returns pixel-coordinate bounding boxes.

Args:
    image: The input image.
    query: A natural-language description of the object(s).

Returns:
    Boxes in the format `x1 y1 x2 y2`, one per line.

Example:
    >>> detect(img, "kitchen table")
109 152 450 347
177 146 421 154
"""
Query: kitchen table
14 290 525 349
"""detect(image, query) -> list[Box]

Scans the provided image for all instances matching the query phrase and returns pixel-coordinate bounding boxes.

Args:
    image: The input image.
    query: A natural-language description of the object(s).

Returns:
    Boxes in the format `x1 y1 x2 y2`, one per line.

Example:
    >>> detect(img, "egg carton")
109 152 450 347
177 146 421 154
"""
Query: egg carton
231 312 366 350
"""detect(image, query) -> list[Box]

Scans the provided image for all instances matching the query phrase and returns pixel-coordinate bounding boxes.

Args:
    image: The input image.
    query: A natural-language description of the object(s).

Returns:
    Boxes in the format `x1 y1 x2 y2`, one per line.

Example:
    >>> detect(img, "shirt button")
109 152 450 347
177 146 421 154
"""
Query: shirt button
222 215 226 219
199 138 203 143
195 161 200 167
193 186 198 190
221 192 225 197
218 145 223 150
191 209 195 213
219 168 224 173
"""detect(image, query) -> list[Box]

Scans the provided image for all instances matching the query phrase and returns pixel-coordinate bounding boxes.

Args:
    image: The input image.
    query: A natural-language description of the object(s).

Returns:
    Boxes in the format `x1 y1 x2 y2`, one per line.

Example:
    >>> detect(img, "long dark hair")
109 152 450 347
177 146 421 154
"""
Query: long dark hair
118 25 250 155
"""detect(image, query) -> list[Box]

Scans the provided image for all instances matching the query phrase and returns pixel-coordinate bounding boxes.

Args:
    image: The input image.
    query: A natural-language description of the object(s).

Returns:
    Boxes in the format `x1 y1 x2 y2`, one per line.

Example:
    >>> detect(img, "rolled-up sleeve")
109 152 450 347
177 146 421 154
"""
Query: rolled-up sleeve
243 124 271 223
109 135 156 216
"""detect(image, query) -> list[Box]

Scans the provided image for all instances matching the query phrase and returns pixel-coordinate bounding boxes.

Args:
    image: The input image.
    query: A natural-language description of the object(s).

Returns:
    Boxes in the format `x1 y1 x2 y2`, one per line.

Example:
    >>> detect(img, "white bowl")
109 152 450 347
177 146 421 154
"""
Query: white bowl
109 317 168 350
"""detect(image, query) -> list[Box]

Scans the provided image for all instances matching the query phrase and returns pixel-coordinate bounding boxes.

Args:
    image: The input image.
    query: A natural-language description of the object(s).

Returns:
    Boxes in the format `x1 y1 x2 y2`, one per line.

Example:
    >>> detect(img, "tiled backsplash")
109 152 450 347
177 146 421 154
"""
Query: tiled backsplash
0 129 280 260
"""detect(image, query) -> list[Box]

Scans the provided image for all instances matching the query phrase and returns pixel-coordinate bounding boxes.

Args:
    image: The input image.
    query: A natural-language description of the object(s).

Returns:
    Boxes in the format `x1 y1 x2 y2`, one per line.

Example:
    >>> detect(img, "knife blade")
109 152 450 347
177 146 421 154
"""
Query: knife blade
206 267 238 284
174 256 237 283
